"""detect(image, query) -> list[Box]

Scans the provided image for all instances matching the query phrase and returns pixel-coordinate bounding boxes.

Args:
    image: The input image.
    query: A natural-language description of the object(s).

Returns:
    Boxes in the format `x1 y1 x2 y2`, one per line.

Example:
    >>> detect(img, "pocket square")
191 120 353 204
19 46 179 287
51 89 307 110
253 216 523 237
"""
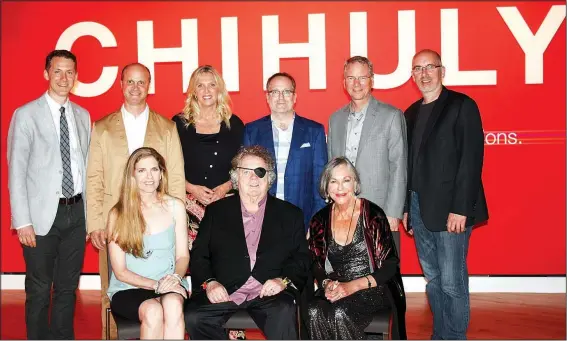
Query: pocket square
300 142 311 148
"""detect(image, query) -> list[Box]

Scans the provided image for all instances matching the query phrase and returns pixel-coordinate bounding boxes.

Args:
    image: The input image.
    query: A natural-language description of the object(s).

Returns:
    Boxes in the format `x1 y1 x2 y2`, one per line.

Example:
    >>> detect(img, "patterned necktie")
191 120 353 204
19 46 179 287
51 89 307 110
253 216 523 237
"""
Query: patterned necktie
59 106 74 198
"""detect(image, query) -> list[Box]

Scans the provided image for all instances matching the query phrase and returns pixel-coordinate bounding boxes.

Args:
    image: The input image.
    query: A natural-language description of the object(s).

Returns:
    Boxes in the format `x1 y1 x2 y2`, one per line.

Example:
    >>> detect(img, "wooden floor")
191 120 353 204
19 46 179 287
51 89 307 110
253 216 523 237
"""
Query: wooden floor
1 291 565 339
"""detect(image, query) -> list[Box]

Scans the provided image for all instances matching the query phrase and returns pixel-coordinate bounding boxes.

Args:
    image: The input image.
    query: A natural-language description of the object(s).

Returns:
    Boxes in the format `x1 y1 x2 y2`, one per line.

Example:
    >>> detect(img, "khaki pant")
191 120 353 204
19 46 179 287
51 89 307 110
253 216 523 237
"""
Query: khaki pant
99 247 117 339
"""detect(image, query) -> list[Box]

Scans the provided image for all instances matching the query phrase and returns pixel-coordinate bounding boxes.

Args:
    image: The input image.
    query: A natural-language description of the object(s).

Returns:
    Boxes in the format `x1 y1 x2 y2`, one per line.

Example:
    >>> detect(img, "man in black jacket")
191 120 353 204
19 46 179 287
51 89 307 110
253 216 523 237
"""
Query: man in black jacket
185 145 310 340
403 49 489 340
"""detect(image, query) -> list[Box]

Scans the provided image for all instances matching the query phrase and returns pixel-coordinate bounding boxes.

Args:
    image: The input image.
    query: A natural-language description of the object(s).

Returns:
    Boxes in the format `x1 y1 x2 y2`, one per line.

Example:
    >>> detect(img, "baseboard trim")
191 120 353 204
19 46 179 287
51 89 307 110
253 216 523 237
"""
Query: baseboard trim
1 275 565 293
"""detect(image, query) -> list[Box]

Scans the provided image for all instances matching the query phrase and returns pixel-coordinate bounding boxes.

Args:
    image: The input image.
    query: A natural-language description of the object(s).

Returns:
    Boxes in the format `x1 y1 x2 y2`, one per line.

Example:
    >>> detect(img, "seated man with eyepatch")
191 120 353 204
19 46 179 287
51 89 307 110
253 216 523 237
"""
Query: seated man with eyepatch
185 145 310 340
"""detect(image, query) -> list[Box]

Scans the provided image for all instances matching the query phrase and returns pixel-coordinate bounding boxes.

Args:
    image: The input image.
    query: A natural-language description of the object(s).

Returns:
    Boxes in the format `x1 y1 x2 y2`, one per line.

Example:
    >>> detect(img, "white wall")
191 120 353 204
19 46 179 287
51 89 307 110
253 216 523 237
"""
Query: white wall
1 275 565 293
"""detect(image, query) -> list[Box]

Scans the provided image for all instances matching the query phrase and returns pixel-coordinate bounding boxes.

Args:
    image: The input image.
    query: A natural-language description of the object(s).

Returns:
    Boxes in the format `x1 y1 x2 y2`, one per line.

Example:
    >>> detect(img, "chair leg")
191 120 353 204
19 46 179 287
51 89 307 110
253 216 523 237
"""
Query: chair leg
105 308 111 340
296 305 301 339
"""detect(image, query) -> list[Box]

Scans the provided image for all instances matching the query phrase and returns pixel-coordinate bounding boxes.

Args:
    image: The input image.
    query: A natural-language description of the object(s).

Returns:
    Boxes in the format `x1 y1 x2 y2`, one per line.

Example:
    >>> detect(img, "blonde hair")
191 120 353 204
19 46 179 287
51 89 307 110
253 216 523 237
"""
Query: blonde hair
110 147 169 258
180 65 232 129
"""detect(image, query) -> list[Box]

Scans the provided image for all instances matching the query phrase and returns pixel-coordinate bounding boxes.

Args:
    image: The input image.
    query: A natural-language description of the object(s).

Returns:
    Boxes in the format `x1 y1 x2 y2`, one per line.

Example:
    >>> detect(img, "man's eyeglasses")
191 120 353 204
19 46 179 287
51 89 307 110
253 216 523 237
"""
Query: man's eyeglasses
267 89 294 98
345 75 371 84
237 166 267 178
412 64 442 74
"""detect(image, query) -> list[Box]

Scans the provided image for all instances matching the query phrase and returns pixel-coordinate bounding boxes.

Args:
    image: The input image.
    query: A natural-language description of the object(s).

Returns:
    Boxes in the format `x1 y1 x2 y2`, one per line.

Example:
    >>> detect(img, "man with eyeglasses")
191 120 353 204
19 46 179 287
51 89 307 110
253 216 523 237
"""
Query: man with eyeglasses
403 49 488 340
185 145 309 339
328 56 408 233
243 72 327 230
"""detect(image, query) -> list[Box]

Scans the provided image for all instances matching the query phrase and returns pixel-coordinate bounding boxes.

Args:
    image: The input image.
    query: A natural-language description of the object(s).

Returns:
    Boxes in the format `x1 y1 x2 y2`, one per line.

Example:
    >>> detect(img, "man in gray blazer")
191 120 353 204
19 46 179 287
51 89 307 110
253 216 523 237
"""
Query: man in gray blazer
328 56 408 230
7 50 91 339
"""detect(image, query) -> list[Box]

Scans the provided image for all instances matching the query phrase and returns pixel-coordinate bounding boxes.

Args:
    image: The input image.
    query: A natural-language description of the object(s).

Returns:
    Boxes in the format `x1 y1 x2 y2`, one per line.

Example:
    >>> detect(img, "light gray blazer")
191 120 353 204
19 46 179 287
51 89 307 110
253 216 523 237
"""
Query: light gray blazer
7 95 91 236
328 95 407 219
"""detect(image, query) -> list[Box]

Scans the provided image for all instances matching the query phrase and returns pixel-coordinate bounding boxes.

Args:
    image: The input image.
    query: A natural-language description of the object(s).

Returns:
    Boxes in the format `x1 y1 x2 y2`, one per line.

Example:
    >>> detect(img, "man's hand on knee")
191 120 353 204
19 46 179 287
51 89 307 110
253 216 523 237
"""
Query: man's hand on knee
260 278 286 298
206 281 230 303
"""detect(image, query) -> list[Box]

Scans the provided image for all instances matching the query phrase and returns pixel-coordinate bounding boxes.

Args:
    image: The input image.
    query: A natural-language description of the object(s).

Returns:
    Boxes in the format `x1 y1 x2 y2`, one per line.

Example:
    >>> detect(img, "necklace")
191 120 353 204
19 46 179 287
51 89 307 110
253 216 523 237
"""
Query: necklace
332 198 357 246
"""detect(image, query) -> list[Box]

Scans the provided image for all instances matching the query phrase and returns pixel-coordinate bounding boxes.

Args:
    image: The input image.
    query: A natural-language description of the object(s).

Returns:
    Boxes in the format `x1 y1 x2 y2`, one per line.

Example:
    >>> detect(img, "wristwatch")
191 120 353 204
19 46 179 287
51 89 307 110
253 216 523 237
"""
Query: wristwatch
280 277 298 290
201 278 216 290
281 277 291 287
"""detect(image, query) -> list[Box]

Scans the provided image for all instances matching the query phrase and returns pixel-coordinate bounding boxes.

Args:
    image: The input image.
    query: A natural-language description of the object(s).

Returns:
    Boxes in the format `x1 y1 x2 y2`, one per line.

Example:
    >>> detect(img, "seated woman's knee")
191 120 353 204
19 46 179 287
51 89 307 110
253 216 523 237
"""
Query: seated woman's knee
331 305 349 321
307 301 325 320
161 293 185 324
139 299 164 326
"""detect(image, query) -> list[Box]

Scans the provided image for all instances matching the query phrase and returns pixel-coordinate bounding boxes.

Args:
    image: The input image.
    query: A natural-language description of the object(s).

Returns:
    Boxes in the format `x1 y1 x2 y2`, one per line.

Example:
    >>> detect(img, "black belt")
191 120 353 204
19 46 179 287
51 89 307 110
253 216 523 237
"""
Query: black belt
59 193 82 205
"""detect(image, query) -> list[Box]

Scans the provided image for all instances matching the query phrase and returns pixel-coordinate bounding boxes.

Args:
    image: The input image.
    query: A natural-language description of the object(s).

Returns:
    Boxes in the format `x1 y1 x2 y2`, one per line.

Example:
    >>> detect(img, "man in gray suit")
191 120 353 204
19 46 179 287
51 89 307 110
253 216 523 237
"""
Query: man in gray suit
328 56 408 231
7 50 91 339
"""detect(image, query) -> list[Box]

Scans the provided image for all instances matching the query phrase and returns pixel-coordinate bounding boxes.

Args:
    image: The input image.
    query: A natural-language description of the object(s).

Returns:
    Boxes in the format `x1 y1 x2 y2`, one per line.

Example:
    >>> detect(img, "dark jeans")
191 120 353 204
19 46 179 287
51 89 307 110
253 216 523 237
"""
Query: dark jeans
410 191 472 340
185 291 298 340
22 200 86 340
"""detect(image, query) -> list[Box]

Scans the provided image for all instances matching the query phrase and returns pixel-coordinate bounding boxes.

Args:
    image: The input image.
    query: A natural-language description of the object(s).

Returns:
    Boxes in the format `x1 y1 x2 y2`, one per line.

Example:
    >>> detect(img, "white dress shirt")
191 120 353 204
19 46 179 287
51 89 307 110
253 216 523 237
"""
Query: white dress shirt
44 92 83 197
271 115 295 200
121 104 149 155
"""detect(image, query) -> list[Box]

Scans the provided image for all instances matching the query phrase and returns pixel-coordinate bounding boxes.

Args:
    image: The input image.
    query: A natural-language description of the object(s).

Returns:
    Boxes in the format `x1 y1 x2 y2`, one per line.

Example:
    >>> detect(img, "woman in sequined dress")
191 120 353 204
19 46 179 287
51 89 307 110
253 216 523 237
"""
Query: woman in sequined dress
307 157 407 339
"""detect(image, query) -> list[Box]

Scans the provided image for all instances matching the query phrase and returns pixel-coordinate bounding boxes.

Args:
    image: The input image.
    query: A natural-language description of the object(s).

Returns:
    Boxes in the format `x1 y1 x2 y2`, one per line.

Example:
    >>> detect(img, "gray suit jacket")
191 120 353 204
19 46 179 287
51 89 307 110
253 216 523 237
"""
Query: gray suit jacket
328 95 407 219
7 95 91 236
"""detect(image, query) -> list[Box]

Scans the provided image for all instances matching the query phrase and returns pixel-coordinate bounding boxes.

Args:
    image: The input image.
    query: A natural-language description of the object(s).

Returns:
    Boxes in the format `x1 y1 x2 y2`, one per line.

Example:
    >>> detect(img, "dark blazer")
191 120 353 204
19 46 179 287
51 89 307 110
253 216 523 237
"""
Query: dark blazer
243 114 327 228
189 194 310 296
404 86 489 231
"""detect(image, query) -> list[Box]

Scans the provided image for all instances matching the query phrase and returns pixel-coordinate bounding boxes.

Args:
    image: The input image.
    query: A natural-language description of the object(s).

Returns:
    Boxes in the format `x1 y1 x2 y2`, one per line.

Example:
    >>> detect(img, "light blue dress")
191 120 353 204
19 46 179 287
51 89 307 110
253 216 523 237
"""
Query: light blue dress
107 199 189 300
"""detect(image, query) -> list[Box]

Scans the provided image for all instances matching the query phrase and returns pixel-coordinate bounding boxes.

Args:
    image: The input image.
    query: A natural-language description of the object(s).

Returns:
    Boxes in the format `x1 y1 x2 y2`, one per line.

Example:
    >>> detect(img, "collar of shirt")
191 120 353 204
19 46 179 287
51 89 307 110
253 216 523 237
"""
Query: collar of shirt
44 91 70 120
270 113 295 132
241 194 268 219
349 102 369 121
121 104 149 125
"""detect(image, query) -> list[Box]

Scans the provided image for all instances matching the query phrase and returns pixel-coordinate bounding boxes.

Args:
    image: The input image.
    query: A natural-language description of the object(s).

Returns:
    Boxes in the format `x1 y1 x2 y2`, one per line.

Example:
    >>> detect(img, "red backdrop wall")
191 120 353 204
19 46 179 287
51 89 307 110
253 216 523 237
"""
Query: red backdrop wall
2 1 565 275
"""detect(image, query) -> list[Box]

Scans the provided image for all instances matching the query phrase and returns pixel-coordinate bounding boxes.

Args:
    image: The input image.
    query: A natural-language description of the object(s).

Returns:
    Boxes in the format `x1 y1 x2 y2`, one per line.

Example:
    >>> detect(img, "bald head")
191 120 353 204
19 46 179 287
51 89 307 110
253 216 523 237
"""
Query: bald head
120 63 151 108
411 49 444 102
413 49 442 66
120 63 151 82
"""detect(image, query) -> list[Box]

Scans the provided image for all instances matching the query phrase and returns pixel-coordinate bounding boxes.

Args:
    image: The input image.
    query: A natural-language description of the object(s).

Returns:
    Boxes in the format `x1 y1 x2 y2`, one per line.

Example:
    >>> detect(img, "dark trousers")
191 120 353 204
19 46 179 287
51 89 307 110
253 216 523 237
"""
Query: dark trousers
22 200 86 340
185 291 298 340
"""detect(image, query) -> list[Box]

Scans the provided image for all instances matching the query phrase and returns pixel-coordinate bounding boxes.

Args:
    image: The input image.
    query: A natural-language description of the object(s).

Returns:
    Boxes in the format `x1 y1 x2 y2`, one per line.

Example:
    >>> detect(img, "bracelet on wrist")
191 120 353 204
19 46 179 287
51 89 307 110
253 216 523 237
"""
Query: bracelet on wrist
201 278 216 290
172 273 183 283
365 275 372 289
153 281 160 294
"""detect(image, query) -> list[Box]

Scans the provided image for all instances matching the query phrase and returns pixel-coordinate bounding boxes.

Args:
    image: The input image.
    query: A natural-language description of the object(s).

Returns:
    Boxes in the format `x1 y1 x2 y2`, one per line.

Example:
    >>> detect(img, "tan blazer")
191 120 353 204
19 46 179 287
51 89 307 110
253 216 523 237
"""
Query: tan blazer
86 109 185 234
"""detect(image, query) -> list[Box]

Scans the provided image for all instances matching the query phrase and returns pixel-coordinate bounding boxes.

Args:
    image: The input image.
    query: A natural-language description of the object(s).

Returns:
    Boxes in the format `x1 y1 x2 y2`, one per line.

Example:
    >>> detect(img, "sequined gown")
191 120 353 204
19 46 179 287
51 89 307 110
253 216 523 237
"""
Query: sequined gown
307 217 389 340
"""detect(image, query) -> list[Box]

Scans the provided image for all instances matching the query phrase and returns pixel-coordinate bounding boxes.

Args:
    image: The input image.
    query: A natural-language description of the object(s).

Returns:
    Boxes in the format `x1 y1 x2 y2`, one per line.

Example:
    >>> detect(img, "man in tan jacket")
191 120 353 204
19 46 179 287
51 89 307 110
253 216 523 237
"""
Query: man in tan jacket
86 63 185 339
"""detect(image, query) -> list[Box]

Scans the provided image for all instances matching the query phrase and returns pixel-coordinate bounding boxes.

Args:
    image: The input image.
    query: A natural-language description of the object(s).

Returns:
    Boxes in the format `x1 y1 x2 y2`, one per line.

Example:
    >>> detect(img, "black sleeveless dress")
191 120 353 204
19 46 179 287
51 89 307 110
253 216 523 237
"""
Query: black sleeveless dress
307 217 389 339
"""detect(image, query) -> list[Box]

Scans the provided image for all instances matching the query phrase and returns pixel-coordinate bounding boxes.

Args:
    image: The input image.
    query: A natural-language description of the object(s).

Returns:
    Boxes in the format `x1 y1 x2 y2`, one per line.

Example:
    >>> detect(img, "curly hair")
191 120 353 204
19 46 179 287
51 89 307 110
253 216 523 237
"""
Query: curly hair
229 145 277 189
